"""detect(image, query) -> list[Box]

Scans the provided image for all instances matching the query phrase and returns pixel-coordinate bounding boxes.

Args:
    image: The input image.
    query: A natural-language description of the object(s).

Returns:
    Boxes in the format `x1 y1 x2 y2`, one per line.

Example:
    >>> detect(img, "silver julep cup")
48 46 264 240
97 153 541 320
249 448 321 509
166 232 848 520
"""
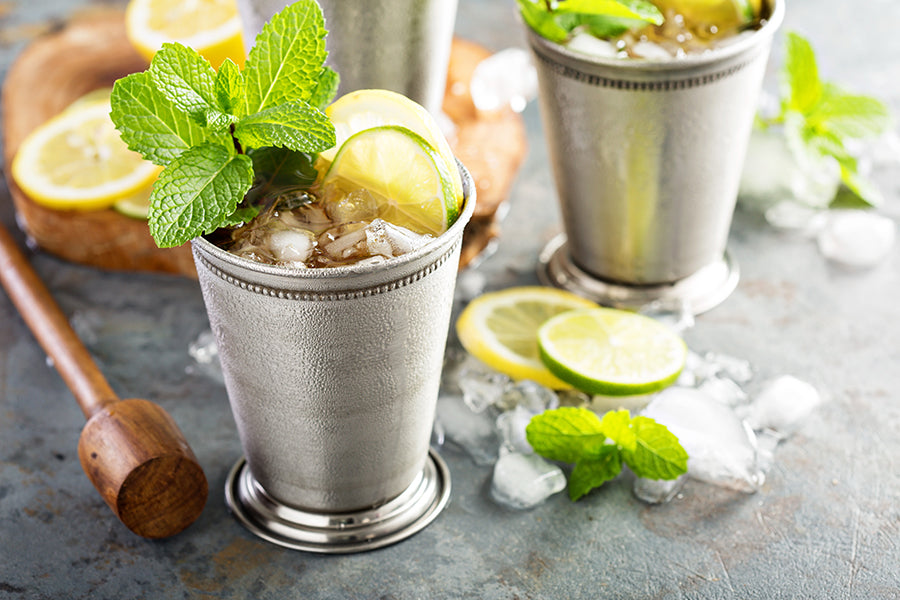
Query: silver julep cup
529 1 784 313
192 164 475 553
236 0 458 116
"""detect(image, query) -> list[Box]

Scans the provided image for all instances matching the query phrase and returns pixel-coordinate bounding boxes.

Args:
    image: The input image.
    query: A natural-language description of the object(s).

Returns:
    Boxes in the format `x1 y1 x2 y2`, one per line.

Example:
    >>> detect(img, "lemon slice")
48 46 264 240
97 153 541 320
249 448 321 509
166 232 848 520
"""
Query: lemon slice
537 308 687 396
321 125 458 237
11 101 161 211
125 0 245 69
653 0 757 31
321 89 463 206
455 287 600 389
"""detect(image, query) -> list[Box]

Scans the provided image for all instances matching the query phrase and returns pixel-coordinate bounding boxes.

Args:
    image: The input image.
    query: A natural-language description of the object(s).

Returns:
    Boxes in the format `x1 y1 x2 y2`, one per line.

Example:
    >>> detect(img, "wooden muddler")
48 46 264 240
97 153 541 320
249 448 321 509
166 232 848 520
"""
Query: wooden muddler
0 223 208 538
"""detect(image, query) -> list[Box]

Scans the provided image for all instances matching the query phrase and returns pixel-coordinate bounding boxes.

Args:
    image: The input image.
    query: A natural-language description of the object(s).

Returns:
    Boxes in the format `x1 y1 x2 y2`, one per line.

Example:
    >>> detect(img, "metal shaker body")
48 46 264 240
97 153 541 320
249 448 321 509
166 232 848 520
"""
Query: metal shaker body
192 165 474 513
528 2 783 285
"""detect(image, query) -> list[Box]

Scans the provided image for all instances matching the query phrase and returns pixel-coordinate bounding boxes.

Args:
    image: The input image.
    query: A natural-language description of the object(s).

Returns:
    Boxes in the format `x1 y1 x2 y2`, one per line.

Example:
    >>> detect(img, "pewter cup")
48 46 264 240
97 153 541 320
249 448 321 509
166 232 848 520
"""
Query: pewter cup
192 164 474 552
529 2 784 312
236 0 458 116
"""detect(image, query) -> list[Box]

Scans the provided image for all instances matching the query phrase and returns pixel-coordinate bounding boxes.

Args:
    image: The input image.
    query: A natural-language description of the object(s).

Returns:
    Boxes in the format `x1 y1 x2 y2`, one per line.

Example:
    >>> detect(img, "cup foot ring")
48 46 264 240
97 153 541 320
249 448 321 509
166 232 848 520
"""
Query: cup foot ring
224 449 451 553
538 234 739 315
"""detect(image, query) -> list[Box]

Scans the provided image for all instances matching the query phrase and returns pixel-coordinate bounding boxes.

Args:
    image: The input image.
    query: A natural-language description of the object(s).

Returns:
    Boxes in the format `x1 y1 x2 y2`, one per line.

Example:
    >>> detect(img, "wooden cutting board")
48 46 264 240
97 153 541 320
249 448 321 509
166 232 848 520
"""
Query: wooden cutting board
1 9 526 276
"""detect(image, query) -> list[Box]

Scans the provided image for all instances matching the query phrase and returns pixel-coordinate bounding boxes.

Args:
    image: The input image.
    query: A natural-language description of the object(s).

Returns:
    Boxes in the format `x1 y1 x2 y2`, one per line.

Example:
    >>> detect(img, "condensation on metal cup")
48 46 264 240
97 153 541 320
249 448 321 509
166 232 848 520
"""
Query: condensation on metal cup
236 0 458 116
191 163 475 553
529 0 784 314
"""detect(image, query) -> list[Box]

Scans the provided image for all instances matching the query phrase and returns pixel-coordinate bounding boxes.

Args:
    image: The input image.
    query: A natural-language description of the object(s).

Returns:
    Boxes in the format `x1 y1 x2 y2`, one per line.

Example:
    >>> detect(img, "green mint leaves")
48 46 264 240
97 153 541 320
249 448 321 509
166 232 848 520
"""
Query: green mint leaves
761 32 893 208
110 0 337 248
517 0 663 44
526 407 687 501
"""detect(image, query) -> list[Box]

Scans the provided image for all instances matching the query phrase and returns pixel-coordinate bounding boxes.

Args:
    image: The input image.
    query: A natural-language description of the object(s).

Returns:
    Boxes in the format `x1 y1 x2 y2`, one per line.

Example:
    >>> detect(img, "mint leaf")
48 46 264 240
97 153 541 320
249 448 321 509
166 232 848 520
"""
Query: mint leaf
783 32 821 114
215 58 246 117
243 0 327 113
111 71 222 166
808 83 892 140
149 42 218 126
517 0 661 43
569 446 622 501
234 100 335 153
599 409 636 452
526 407 607 463
309 66 340 111
517 0 570 43
149 144 253 247
620 416 688 480
555 0 663 25
249 146 318 188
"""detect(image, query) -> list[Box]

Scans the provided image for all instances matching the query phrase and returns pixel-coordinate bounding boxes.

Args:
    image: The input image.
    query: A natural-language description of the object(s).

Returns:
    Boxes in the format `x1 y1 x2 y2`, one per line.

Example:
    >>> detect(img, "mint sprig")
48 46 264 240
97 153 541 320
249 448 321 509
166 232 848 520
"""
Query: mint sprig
517 0 663 44
759 32 893 208
526 407 687 501
110 0 337 248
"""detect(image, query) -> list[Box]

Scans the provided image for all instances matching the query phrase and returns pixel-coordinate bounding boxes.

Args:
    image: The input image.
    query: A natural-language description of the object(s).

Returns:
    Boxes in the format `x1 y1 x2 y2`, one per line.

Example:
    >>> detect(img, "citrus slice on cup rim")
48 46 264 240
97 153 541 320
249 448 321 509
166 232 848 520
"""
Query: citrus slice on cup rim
320 125 458 237
11 100 161 211
537 307 687 396
455 286 600 389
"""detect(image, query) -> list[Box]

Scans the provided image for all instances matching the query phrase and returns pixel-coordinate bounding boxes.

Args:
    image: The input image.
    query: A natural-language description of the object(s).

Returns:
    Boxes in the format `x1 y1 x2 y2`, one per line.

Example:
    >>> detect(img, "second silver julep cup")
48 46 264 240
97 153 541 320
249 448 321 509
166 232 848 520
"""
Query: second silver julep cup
529 1 784 313
236 0 458 116
192 164 475 553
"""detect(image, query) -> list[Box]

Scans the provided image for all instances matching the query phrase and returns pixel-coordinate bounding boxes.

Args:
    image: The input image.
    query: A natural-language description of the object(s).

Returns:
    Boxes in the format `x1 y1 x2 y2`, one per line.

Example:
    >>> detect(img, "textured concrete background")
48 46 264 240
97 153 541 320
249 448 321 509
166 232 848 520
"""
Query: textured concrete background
2 0 899 598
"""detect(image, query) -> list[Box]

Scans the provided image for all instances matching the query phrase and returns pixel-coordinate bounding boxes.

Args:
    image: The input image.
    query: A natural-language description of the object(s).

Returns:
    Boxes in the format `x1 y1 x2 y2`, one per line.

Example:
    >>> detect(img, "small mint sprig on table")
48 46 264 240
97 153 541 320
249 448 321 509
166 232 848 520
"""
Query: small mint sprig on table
526 407 687 501
517 0 663 44
758 31 893 208
110 0 337 248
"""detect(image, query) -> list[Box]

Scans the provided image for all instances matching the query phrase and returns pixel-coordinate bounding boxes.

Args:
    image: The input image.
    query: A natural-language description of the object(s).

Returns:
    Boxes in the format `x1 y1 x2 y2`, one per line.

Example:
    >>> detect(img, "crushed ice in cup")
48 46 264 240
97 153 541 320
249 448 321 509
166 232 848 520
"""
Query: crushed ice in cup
490 452 566 510
816 210 896 268
470 48 537 113
566 32 618 58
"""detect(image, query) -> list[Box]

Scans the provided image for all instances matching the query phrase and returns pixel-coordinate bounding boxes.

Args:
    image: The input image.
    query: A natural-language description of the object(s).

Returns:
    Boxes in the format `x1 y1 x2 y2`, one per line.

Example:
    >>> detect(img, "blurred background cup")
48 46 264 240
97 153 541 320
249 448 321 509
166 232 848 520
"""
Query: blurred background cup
191 164 475 553
529 1 784 314
236 0 458 116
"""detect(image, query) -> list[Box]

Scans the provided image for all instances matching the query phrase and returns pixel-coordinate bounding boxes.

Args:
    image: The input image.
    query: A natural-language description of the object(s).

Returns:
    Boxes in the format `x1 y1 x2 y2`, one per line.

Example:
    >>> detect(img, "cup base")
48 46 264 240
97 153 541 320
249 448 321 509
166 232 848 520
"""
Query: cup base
224 449 451 553
538 234 739 315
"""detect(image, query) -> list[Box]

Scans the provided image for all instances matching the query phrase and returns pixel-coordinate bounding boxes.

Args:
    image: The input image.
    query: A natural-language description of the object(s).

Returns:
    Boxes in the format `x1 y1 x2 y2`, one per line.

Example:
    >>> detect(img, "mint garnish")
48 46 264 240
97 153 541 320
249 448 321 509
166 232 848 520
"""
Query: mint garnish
110 0 337 248
526 407 687 501
517 0 663 44
758 32 893 208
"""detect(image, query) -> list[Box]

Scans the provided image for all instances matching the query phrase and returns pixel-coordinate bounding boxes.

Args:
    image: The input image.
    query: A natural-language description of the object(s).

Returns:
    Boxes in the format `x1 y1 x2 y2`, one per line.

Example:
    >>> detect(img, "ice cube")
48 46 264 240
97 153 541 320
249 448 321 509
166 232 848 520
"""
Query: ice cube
642 387 764 493
816 210 895 268
589 392 656 414
698 376 748 407
741 375 821 437
267 229 314 264
320 223 368 260
557 388 591 408
470 48 537 113
458 359 511 413
566 32 618 58
435 394 500 465
764 201 829 236
703 352 754 384
496 405 537 455
633 475 686 504
187 329 224 384
630 41 674 60
496 380 559 413
325 188 379 223
490 452 566 509
365 219 431 258
638 297 695 333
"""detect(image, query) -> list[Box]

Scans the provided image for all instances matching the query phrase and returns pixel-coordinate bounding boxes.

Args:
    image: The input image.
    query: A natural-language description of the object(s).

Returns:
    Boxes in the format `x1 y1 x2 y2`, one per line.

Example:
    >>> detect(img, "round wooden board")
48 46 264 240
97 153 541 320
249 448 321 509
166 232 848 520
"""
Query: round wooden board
2 10 526 276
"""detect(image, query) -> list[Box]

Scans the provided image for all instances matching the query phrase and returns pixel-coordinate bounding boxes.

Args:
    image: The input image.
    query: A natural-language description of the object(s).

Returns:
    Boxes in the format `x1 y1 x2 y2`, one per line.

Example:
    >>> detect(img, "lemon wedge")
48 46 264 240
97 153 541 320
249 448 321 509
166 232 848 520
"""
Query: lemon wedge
455 287 600 389
11 101 161 211
125 0 246 69
321 89 463 206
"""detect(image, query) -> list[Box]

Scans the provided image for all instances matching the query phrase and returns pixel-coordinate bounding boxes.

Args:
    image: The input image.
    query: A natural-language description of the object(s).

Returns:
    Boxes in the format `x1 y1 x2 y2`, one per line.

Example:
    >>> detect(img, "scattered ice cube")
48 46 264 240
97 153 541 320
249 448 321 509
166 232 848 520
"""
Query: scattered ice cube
490 452 566 509
642 387 764 493
740 375 821 437
470 48 537 113
566 32 618 58
589 392 656 414
638 297 695 333
633 475 686 504
556 388 591 408
703 352 754 384
698 376 748 407
496 380 558 413
435 394 500 465
496 405 536 455
458 359 511 413
816 210 896 268
764 201 829 236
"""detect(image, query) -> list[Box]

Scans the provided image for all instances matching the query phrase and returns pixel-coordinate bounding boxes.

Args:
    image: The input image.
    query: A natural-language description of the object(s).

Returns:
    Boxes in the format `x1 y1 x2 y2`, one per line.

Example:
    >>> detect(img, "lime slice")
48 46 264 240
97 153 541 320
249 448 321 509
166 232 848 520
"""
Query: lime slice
11 101 161 211
455 287 600 389
126 0 245 69
113 182 154 219
537 308 687 396
321 89 463 206
320 125 458 237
